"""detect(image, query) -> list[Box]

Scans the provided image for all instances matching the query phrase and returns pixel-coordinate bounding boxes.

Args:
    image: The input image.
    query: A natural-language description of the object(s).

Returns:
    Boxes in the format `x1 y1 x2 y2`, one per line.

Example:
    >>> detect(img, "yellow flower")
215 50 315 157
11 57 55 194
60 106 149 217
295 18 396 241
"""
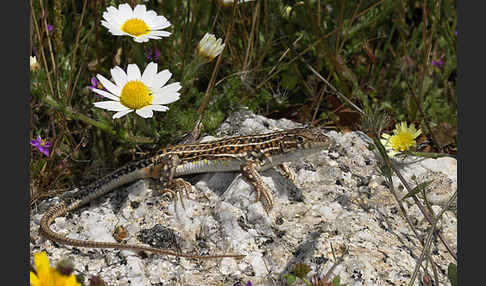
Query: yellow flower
380 122 422 157
30 252 80 286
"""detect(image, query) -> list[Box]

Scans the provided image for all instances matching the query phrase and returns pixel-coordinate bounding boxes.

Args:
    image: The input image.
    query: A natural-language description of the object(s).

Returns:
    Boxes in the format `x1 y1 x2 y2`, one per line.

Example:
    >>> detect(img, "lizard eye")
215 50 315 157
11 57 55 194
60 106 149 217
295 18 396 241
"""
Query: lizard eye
296 136 305 143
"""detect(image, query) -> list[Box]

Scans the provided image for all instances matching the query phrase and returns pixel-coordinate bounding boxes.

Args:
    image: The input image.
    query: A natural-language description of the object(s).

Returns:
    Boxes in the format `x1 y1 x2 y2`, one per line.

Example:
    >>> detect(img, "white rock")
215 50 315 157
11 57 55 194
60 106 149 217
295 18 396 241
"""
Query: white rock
220 257 238 275
247 252 267 277
31 108 456 285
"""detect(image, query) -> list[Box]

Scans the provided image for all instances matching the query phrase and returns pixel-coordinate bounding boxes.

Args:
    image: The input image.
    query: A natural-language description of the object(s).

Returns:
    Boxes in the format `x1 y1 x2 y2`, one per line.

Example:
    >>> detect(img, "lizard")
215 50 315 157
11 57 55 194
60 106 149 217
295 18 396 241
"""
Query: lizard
39 127 333 260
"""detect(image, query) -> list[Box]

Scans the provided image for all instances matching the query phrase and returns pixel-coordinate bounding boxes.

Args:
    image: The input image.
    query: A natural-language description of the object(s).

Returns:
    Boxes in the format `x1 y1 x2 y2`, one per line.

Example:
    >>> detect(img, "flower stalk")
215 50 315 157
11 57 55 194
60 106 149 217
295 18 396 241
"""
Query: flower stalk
40 95 154 144
53 0 63 53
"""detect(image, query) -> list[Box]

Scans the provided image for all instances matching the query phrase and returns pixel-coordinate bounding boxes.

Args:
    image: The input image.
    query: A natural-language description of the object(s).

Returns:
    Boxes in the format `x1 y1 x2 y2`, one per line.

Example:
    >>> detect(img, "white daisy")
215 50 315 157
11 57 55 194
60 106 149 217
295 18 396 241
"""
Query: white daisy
92 62 181 119
196 33 225 62
101 3 171 43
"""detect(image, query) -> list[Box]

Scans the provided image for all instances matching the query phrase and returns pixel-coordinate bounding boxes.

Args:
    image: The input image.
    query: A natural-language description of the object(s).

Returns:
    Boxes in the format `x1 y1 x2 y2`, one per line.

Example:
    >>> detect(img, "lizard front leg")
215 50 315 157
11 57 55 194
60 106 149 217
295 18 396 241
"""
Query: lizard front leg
240 160 274 211
148 154 192 209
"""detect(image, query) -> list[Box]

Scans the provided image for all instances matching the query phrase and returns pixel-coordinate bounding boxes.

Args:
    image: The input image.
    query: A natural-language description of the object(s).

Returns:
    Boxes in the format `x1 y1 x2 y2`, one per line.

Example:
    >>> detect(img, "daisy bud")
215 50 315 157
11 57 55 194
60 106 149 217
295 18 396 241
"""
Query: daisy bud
196 33 225 62
30 56 40 72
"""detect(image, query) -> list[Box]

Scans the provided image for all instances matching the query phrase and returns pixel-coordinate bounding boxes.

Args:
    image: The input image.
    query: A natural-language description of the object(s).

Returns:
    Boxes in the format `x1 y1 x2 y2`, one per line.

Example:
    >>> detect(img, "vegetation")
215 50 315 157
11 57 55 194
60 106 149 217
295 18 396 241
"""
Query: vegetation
30 1 457 284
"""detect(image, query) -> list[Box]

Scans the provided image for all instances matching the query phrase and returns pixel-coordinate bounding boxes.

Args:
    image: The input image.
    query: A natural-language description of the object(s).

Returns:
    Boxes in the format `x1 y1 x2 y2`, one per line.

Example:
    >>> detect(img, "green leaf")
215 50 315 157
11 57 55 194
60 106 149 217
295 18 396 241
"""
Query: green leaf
406 93 418 121
283 273 296 285
292 262 311 279
332 275 341 286
281 65 299 90
402 180 432 200
448 263 457 286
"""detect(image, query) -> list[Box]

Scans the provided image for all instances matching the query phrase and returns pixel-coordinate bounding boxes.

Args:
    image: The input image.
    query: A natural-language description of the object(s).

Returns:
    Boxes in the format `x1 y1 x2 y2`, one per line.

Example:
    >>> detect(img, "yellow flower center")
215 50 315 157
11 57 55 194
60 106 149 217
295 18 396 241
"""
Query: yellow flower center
121 19 150 37
120 81 153 110
389 132 416 152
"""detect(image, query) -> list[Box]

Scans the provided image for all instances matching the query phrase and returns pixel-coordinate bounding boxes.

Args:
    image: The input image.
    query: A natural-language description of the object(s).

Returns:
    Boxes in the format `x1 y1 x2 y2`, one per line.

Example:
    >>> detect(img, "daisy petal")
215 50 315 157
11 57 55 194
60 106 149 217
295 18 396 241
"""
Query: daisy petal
150 70 172 89
118 3 133 20
127 64 142 81
142 62 158 83
152 92 180 105
107 29 125 36
113 109 133 119
151 24 171 31
104 19 123 32
91 88 120 101
101 20 115 30
159 82 182 93
107 7 124 22
135 106 154 118
146 35 162 40
146 10 157 18
106 6 119 16
150 16 171 29
133 36 149 43
148 31 171 37
133 4 146 18
150 104 169 112
96 75 121 96
94 101 128 111
111 66 128 87
103 12 123 28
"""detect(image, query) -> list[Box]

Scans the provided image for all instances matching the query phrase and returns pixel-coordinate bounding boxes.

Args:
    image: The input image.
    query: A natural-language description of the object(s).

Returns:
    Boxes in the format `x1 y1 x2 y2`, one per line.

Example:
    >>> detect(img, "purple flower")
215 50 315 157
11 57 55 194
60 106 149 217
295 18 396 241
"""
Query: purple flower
47 24 53 33
235 281 252 286
454 29 457 36
30 135 51 157
431 59 444 68
154 49 161 60
89 76 105 91
89 76 106 98
145 48 161 61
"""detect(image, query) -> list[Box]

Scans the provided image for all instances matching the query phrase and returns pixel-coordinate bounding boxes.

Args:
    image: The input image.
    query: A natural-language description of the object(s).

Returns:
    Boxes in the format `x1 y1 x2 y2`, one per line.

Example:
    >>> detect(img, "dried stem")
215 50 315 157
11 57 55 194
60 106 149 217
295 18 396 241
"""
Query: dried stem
30 0 54 97
388 159 457 261
38 0 58 92
66 0 88 103
408 191 457 285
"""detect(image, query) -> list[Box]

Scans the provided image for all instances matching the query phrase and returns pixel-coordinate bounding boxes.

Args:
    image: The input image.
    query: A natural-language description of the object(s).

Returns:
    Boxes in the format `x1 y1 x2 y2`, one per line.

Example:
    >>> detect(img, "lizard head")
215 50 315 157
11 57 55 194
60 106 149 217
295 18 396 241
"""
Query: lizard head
280 127 333 152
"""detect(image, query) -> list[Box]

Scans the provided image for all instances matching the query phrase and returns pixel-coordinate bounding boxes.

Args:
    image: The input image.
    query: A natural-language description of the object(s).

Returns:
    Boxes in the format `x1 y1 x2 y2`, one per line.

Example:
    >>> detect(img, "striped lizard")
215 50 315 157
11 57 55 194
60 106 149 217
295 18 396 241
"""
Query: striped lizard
39 127 332 259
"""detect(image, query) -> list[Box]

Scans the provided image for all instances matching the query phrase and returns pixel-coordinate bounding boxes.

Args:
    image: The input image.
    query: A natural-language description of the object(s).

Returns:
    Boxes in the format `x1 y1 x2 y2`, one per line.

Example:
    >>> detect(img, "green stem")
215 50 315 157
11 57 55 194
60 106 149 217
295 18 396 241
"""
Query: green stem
181 56 206 87
406 151 455 159
41 95 154 144
301 277 313 286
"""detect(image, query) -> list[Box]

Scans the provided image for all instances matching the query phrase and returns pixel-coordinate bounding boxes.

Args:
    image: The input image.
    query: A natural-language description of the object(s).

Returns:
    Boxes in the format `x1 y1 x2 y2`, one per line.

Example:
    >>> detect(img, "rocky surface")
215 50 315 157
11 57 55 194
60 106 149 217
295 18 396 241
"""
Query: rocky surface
30 108 457 285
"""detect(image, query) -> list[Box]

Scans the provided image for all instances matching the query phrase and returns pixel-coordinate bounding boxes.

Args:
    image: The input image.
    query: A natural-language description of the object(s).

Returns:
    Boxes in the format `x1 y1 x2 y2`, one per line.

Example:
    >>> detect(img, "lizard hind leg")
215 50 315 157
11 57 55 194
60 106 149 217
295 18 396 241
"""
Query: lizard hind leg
240 160 274 212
